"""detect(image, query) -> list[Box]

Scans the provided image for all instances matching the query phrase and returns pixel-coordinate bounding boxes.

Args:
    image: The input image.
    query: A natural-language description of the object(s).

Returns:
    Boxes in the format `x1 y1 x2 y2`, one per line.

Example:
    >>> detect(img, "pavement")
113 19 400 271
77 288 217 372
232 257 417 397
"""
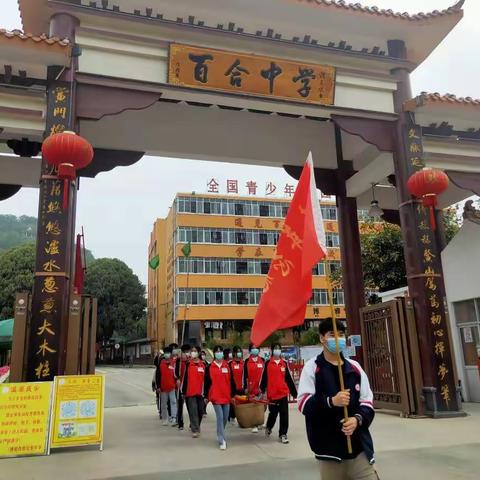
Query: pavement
1 367 480 479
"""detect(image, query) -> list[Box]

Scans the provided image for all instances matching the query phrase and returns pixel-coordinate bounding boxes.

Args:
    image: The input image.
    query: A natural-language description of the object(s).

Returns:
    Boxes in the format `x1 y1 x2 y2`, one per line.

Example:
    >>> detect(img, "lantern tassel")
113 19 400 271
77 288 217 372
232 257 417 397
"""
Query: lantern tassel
423 194 437 231
63 179 69 211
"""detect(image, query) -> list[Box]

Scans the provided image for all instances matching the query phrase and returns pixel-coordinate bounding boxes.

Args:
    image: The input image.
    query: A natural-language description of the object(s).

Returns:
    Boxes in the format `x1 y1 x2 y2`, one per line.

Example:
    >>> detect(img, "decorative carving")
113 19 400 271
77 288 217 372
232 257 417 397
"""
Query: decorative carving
7 138 42 157
76 84 160 120
332 115 395 152
0 184 21 201
78 149 144 178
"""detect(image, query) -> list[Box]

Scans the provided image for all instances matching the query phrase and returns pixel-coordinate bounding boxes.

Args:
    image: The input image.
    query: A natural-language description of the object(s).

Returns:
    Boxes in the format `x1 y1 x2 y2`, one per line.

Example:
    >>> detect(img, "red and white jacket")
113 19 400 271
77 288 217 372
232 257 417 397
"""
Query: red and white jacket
260 358 297 401
182 360 206 398
156 357 177 392
229 359 245 393
205 360 235 405
243 356 265 396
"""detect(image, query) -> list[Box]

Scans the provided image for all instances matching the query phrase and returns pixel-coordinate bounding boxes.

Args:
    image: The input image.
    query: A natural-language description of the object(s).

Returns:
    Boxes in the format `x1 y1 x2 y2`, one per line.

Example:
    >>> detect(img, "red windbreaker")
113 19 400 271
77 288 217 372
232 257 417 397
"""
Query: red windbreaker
159 358 177 392
230 359 244 392
244 356 265 396
206 360 234 404
182 360 206 397
260 358 297 401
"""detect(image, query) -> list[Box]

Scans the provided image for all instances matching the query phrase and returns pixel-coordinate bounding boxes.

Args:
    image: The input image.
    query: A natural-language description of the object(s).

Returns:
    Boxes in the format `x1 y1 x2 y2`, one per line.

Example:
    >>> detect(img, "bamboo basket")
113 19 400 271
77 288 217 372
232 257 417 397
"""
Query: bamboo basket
234 402 265 428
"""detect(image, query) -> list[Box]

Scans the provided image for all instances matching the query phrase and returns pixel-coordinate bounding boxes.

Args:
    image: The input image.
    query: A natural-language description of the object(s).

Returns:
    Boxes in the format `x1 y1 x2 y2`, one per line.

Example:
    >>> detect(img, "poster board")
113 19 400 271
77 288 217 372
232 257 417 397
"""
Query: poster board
49 375 104 450
0 382 53 458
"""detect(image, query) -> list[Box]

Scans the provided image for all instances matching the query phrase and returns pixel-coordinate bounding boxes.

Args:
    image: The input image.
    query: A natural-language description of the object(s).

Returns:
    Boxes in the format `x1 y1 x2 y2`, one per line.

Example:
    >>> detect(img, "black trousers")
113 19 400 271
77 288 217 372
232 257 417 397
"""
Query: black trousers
186 395 204 433
177 392 185 428
266 396 289 437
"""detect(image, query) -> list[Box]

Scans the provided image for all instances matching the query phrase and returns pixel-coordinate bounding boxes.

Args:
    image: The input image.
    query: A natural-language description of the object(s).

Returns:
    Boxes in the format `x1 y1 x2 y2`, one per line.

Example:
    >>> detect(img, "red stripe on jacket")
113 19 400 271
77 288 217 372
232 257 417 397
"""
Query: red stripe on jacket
245 356 264 396
159 358 177 392
207 360 232 404
265 359 290 401
185 360 206 397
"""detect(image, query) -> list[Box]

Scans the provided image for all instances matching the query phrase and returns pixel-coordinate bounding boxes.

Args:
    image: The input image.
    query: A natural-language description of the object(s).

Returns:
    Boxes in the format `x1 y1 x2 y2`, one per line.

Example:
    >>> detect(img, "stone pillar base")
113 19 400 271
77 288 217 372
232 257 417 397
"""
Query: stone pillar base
422 387 467 418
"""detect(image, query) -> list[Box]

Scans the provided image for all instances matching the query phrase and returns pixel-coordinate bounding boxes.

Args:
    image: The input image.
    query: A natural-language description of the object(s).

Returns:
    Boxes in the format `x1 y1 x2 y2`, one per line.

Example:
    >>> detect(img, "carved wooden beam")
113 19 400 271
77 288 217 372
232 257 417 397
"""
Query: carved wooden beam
0 184 21 201
332 115 396 152
78 148 144 178
76 83 161 120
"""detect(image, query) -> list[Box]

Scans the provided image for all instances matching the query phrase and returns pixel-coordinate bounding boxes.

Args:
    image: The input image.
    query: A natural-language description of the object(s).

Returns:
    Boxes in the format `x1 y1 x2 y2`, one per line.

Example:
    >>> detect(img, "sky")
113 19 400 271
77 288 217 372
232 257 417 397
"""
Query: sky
1 0 479 284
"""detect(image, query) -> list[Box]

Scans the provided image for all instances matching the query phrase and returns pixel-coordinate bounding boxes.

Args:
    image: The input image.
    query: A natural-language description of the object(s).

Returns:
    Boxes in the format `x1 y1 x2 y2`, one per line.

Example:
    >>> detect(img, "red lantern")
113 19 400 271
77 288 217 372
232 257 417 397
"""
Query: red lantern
407 168 449 230
41 131 94 209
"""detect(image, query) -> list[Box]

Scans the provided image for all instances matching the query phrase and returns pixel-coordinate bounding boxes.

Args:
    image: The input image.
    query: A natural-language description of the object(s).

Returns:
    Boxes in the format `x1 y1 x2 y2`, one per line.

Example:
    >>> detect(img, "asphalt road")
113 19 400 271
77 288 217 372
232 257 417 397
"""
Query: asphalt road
95 366 156 408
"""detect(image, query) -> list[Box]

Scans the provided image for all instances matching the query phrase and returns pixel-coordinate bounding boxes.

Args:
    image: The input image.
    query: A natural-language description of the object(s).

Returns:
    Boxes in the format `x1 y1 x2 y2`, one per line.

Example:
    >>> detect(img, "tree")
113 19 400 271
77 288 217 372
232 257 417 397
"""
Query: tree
0 215 36 252
361 222 406 293
0 243 35 319
299 328 320 346
84 258 146 342
443 207 460 243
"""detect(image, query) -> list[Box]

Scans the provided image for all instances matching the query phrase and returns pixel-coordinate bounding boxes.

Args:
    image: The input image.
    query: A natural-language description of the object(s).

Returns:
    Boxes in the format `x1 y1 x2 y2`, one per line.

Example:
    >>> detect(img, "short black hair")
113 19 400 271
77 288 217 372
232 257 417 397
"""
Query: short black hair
249 343 258 351
190 345 200 353
213 345 224 353
223 348 231 357
169 343 179 349
181 344 191 352
232 345 241 354
163 346 173 354
319 317 346 336
271 342 282 351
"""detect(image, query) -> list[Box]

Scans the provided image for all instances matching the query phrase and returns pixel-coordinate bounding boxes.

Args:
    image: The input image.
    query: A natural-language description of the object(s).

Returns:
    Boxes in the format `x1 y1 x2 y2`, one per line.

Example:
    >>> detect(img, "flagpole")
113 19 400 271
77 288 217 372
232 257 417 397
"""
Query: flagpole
325 260 352 454
180 258 190 346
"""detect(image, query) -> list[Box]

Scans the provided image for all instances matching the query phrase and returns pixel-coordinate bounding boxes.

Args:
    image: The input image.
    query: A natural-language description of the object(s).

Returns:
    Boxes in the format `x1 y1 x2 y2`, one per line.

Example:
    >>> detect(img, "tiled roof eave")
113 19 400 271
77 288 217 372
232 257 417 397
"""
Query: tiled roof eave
0 28 70 48
296 0 465 22
404 92 480 112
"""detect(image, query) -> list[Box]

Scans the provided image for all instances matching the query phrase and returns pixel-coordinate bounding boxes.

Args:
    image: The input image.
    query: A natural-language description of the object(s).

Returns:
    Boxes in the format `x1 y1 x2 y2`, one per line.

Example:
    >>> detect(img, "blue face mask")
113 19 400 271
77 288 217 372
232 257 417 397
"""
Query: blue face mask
164 353 171 359
273 349 282 357
236 352 243 359
215 352 224 360
251 348 259 356
326 337 347 354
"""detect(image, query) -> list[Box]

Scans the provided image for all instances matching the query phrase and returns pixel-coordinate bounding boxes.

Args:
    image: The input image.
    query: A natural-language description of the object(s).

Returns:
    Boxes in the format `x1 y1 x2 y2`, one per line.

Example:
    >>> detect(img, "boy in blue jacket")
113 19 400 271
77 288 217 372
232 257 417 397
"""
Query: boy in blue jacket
297 318 379 479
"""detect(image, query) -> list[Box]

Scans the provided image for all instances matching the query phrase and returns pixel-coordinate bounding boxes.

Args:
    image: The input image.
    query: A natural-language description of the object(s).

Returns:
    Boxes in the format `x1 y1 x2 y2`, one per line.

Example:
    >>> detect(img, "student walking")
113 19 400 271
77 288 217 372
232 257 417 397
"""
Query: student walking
176 343 191 430
156 346 178 426
182 345 206 438
297 318 378 480
243 343 265 433
205 346 235 450
260 343 297 444
228 345 244 424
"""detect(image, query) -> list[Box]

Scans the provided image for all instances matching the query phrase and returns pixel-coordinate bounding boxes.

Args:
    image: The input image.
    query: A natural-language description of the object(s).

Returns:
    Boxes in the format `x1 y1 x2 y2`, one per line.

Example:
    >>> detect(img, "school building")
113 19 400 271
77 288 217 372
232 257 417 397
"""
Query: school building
147 193 370 350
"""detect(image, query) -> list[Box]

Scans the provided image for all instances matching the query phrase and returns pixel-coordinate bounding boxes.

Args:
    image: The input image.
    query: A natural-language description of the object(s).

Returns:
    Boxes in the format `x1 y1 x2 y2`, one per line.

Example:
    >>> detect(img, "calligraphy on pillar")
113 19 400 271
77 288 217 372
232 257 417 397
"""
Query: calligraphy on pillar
405 120 456 410
169 44 336 105
404 125 426 171
26 82 72 382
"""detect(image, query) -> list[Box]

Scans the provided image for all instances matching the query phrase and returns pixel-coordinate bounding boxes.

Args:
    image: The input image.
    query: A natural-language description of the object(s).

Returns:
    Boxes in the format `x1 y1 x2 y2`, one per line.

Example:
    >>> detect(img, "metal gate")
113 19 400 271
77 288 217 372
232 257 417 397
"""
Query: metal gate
360 299 416 416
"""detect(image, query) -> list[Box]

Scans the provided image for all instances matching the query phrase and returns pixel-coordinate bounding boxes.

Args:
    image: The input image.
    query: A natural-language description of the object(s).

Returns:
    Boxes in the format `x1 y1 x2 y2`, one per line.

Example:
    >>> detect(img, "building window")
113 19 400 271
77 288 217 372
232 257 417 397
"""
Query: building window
235 203 244 215
175 288 343 306
259 205 269 217
236 261 248 274
326 233 340 248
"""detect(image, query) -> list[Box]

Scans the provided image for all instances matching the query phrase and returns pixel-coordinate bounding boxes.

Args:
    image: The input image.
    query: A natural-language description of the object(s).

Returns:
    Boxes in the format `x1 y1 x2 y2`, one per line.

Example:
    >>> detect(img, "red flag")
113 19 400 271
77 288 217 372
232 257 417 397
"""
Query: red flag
251 153 327 345
73 234 84 294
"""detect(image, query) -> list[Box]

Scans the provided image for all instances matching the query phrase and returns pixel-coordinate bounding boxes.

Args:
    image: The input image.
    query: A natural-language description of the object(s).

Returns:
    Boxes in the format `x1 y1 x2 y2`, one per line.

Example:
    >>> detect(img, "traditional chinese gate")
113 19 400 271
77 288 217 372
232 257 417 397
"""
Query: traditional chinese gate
360 299 421 416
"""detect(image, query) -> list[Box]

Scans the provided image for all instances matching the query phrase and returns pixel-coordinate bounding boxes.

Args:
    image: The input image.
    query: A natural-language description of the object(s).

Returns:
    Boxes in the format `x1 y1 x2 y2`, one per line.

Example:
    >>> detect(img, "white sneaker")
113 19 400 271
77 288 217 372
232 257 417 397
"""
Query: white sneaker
251 427 259 433
219 441 227 450
280 435 289 444
162 421 169 426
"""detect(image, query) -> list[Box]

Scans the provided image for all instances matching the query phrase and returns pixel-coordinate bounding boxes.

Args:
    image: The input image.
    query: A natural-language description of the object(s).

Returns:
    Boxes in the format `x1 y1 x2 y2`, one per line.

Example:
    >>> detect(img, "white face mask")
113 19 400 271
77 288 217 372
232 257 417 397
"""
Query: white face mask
191 351 199 359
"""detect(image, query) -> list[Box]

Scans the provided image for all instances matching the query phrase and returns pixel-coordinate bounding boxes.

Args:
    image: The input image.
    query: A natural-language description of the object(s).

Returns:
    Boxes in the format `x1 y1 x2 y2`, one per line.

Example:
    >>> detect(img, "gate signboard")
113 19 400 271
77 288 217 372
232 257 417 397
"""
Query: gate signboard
169 44 336 105
49 375 105 450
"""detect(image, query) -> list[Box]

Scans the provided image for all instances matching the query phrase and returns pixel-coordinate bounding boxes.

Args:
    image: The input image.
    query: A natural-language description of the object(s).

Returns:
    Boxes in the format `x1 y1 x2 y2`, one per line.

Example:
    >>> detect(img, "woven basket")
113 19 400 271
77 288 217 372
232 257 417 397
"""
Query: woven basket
234 402 265 428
